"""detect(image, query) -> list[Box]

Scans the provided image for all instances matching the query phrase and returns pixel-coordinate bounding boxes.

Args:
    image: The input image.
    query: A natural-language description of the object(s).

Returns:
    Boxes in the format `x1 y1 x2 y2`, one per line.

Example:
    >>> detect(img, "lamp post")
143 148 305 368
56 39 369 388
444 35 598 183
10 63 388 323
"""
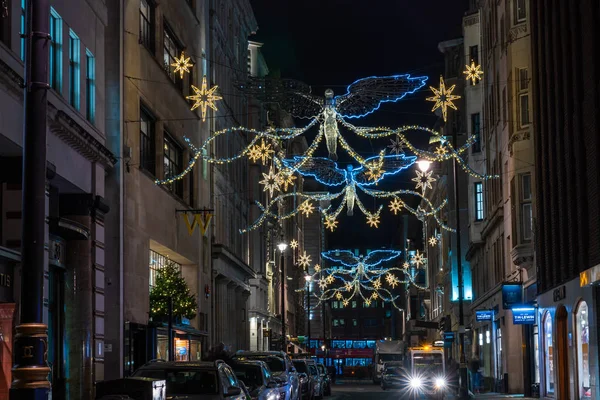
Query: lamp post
277 242 288 351
304 274 312 354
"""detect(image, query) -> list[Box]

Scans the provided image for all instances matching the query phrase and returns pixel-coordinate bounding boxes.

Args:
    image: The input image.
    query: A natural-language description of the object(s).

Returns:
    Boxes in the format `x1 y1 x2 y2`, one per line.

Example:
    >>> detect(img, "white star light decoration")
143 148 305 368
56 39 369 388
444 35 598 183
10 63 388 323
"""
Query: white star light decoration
388 198 404 215
259 166 280 197
171 51 194 79
387 136 407 155
426 76 461 122
428 236 439 246
298 251 312 268
186 76 223 122
412 169 437 194
463 60 483 85
411 250 426 268
290 239 299 249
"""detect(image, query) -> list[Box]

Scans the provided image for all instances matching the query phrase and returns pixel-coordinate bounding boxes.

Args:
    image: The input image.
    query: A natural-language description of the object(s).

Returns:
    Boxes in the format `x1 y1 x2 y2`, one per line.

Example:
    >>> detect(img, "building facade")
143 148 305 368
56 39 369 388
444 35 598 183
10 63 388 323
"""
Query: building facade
531 1 600 399
1 1 116 398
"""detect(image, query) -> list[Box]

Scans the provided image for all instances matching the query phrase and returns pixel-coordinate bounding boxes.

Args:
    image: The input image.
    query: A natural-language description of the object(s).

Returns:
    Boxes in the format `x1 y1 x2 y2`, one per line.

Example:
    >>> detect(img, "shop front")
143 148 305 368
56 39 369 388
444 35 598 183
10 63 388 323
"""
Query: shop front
0 248 17 398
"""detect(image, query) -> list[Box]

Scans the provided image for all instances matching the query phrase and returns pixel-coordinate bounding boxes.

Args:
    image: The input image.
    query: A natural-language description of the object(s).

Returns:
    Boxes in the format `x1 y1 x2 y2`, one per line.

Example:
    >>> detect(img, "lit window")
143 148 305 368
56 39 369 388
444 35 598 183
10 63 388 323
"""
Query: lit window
517 68 530 127
475 182 484 221
69 30 80 110
575 302 590 400
49 8 63 92
163 22 184 90
149 249 181 288
86 50 95 124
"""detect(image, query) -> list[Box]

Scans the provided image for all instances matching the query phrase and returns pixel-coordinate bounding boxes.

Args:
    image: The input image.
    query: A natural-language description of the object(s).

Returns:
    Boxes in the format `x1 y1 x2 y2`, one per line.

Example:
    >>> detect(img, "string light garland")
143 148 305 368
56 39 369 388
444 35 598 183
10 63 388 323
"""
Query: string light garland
171 51 194 79
187 76 223 122
463 60 484 85
426 76 461 122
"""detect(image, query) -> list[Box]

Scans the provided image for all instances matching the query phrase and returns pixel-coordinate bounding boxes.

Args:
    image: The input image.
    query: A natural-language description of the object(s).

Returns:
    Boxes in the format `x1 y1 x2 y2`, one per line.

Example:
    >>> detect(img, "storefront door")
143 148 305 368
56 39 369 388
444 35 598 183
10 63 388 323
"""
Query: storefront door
556 306 569 400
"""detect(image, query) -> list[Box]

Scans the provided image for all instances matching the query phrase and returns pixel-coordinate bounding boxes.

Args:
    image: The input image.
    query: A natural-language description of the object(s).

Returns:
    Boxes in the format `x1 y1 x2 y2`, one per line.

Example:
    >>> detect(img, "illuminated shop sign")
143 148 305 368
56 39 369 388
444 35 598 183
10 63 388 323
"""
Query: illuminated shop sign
512 306 536 325
475 310 493 321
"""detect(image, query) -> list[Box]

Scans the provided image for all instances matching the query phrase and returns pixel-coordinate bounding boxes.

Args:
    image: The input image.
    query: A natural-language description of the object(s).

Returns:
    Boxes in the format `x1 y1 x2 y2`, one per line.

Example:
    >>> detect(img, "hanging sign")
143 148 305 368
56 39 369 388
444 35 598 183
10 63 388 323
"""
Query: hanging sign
179 209 214 236
502 283 523 310
475 310 493 322
512 306 536 325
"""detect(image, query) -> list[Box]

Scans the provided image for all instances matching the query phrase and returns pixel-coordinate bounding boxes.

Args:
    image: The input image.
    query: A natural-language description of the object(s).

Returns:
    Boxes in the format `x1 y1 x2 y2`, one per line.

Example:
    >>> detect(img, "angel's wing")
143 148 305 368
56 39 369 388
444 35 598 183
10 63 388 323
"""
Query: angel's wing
281 157 347 187
353 154 417 186
236 77 324 119
335 74 428 118
363 250 403 268
321 250 360 268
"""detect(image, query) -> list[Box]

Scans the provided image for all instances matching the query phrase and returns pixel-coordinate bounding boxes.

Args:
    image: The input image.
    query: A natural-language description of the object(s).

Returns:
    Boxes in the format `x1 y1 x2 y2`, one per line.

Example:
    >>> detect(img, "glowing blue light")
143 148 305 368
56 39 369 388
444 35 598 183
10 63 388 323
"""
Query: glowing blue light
321 249 402 269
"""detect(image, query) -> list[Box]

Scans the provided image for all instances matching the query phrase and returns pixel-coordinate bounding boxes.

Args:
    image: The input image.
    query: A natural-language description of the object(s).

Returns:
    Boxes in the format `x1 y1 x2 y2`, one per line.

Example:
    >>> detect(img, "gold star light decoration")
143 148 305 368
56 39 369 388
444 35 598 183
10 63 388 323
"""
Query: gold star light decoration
403 261 410 269
319 279 328 291
248 139 274 165
373 277 382 290
298 200 315 217
412 169 436 194
187 76 223 122
335 291 343 300
371 292 379 300
365 164 383 181
290 239 299 249
434 145 448 157
324 216 338 232
259 166 280 197
278 172 296 192
298 251 312 268
388 198 404 215
326 274 335 284
366 213 381 228
314 264 321 273
426 76 461 122
344 281 353 292
463 60 483 85
171 51 194 79
385 273 399 288
428 236 439 246
342 299 350 307
411 250 426 268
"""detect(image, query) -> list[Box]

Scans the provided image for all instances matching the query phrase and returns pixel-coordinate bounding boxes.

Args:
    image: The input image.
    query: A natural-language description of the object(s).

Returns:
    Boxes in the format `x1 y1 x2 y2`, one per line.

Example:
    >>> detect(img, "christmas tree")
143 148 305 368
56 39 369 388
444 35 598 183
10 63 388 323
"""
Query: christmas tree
150 261 197 321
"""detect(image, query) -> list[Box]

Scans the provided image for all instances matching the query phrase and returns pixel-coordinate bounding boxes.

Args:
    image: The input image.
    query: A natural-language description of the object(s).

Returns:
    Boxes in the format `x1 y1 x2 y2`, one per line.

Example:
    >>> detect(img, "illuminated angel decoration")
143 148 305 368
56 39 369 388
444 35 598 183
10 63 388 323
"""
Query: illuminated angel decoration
309 250 426 311
238 74 428 160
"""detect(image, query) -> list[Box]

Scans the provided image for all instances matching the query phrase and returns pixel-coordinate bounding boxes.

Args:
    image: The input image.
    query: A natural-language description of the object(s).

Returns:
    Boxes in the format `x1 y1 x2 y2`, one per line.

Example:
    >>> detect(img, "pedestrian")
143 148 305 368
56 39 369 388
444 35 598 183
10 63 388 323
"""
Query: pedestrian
469 356 481 393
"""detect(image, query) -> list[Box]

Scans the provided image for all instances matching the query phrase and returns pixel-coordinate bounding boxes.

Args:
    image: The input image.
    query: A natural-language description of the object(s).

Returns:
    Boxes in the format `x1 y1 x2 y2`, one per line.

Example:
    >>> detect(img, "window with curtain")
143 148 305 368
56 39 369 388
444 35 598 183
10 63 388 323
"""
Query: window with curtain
163 22 184 90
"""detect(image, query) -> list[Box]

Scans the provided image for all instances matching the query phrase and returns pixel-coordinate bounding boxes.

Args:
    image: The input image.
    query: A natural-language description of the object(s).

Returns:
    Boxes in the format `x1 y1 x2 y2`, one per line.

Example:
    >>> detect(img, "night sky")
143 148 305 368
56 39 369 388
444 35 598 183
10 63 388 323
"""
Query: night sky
249 1 468 251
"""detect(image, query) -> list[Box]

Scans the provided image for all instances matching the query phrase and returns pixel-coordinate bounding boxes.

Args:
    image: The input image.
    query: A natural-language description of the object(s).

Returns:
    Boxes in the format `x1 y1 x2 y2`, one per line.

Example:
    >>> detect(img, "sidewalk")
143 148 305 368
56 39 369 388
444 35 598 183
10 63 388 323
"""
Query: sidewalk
466 393 537 400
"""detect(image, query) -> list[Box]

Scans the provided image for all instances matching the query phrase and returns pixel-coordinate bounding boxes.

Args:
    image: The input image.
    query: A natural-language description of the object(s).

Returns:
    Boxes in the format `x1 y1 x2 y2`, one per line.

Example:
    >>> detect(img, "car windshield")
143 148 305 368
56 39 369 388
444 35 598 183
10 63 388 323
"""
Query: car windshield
235 356 285 372
309 365 318 377
233 365 263 388
380 354 403 362
133 369 218 395
385 367 402 376
413 353 444 375
293 362 308 373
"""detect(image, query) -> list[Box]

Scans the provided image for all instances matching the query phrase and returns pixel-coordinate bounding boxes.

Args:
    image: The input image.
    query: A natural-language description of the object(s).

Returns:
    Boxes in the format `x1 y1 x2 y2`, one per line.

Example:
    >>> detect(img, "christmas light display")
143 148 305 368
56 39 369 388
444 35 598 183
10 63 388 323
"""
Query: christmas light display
426 76 461 122
150 262 197 320
412 169 437 194
463 60 483 85
187 76 223 122
171 51 194 79
298 251 312 269
290 239 299 249
388 197 404 215
428 236 439 246
388 136 407 155
259 166 280 197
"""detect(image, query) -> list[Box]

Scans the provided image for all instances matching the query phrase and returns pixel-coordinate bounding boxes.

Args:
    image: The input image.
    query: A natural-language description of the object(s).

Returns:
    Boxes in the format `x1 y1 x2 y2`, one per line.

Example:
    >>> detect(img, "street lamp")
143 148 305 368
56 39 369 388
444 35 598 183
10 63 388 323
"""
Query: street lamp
417 159 432 172
304 274 312 353
278 242 287 351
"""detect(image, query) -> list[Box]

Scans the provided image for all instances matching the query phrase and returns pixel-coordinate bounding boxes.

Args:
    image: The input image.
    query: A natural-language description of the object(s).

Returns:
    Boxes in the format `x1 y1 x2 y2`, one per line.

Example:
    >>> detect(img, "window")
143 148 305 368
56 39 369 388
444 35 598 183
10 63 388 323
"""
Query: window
140 106 156 175
68 30 80 110
495 326 503 380
164 132 183 197
363 318 378 327
332 301 338 309
575 302 590 400
140 0 154 51
49 8 62 92
543 312 555 395
20 1 26 59
202 148 208 180
188 166 194 207
520 173 532 241
469 45 479 65
163 22 184 89
502 87 507 125
86 50 95 123
352 319 358 327
517 68 530 127
0 0 11 47
471 113 481 153
149 249 181 287
514 0 526 24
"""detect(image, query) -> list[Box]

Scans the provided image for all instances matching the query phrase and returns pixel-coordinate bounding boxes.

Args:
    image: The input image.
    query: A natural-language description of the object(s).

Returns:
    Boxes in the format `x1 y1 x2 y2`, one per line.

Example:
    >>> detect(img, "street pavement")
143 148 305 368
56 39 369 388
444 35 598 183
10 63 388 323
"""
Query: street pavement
328 380 537 399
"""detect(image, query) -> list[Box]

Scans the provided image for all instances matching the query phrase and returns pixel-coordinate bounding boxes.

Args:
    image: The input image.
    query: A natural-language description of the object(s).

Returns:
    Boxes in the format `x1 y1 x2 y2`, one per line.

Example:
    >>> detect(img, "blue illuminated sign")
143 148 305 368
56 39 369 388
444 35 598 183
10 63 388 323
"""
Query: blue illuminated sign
502 284 523 310
512 307 536 325
475 310 493 322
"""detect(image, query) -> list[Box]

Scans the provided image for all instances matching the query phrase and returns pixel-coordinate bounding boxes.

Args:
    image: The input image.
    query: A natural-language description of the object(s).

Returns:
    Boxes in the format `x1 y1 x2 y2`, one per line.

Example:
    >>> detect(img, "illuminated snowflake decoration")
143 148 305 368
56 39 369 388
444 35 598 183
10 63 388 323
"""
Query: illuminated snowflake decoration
290 239 299 249
298 200 315 217
388 198 404 215
412 169 436 194
366 213 381 228
365 165 383 181
428 236 438 246
259 166 281 197
365 299 372 306
324 216 338 232
463 60 484 85
298 251 312 268
187 76 222 122
326 274 335 284
248 139 275 165
387 135 407 155
403 261 410 269
411 250 426 268
426 76 461 122
171 51 193 79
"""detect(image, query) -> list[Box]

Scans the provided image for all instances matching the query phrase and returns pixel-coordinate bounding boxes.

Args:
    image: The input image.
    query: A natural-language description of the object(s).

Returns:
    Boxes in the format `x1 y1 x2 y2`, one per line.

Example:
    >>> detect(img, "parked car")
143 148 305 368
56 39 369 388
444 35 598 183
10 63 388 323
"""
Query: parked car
291 360 313 400
380 363 405 391
316 363 331 396
305 362 323 400
231 360 281 400
233 351 299 400
132 359 246 399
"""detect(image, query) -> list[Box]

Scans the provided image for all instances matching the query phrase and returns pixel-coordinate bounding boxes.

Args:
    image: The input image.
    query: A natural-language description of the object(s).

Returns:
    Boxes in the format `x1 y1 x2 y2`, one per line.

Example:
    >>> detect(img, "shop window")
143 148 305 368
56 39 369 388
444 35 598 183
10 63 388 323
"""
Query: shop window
533 324 540 385
543 312 555 395
575 302 590 399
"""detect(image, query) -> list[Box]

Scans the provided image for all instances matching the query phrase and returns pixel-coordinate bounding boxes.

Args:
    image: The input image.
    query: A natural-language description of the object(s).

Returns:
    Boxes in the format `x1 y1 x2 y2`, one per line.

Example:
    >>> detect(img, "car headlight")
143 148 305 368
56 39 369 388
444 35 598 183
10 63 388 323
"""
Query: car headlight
435 377 447 389
409 377 422 389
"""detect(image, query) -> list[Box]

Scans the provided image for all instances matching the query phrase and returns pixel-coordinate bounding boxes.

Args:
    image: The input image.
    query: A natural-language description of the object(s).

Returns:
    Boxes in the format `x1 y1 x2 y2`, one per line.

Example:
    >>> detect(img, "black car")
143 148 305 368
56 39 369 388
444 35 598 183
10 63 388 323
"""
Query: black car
381 364 405 390
231 360 281 400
